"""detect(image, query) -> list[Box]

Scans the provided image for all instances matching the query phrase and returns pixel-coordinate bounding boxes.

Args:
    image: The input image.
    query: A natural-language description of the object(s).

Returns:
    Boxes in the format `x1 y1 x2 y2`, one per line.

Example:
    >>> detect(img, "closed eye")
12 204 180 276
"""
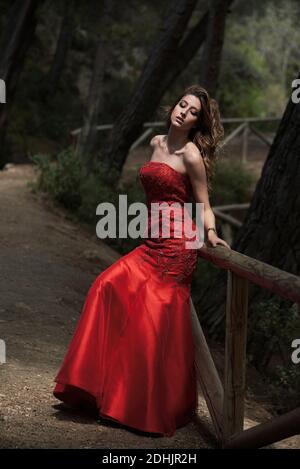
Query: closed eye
180 102 199 116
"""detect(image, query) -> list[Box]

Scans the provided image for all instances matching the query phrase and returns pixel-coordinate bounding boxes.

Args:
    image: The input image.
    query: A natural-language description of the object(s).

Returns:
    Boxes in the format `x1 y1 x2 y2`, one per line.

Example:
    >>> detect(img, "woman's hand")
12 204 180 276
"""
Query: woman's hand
207 230 231 249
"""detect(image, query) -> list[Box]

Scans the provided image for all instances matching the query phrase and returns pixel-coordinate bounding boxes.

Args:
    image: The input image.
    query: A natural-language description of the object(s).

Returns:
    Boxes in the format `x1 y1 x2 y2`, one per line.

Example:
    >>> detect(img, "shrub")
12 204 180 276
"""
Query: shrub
30 148 82 210
247 298 300 412
30 148 146 254
210 159 256 206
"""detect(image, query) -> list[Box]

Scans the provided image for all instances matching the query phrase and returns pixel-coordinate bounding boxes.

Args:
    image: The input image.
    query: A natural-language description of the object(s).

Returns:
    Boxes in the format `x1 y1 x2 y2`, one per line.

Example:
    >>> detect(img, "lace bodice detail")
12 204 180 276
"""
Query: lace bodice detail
138 161 198 285
139 161 193 206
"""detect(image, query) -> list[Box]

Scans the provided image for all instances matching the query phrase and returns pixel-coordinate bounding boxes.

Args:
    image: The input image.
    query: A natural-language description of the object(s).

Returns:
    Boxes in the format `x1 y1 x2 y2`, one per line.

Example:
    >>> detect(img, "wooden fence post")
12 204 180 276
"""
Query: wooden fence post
223 271 249 442
242 123 249 164
190 298 224 442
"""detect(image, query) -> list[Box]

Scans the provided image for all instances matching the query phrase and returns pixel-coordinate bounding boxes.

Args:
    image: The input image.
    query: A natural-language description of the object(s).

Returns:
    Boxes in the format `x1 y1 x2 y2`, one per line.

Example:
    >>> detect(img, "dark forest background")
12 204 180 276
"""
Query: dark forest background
0 0 299 419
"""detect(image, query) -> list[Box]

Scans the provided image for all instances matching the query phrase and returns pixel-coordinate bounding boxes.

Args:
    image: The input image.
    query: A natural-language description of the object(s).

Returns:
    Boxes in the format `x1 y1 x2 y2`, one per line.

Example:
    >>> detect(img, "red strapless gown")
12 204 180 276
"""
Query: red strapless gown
53 161 200 437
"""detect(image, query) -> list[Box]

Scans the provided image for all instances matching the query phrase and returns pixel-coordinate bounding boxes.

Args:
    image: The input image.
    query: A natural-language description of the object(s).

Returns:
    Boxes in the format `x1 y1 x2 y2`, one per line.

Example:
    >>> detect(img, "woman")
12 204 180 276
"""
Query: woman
53 84 231 437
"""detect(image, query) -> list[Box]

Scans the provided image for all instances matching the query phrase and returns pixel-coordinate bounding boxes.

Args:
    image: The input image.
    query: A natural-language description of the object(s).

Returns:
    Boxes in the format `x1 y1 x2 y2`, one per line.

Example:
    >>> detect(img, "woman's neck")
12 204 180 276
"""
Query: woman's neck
166 126 190 152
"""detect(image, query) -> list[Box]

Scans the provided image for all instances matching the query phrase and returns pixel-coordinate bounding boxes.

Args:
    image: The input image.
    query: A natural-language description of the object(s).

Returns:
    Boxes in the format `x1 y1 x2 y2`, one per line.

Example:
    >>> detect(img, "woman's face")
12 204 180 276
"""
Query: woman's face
170 94 201 131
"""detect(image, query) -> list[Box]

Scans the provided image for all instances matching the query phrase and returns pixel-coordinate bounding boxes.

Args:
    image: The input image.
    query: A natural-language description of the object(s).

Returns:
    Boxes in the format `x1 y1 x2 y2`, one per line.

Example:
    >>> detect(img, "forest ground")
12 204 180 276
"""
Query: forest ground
0 137 299 448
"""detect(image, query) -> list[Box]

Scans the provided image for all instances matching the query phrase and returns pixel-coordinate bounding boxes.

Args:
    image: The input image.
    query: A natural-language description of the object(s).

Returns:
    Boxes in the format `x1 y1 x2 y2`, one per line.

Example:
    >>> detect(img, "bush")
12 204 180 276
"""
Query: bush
30 148 146 254
247 299 300 368
247 298 300 412
267 365 300 413
30 148 82 210
210 159 256 206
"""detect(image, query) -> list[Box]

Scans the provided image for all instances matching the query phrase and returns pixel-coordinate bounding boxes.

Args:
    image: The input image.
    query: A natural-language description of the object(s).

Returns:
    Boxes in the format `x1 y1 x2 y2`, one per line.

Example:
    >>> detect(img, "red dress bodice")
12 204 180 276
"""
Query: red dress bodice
138 161 199 285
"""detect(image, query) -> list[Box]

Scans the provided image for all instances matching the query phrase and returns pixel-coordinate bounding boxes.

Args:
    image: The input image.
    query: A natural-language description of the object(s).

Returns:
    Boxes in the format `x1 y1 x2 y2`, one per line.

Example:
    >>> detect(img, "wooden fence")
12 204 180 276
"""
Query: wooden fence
70 116 281 164
190 243 300 448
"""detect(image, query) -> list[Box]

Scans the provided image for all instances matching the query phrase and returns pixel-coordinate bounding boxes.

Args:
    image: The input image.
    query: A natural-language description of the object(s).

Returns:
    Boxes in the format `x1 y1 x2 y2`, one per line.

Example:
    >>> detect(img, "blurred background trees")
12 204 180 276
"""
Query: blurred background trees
0 0 299 168
0 0 299 412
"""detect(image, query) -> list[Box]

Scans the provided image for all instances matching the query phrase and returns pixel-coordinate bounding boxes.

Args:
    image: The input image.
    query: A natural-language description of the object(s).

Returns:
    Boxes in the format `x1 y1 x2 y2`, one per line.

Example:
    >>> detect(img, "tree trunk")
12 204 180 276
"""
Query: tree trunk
158 10 209 93
102 0 198 173
196 79 300 335
199 0 233 97
81 3 229 174
45 0 75 97
0 0 41 168
76 0 113 176
163 0 233 98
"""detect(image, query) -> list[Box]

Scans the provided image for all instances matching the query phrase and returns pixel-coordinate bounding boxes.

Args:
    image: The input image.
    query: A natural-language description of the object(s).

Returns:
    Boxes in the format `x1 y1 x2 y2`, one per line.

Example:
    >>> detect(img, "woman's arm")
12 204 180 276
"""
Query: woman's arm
184 145 231 249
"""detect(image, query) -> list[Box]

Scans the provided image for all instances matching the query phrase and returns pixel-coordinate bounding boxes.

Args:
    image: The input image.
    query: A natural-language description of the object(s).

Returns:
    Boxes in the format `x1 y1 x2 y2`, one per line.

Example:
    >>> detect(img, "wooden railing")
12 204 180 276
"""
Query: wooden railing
190 243 300 448
220 117 280 164
211 203 250 246
70 117 281 164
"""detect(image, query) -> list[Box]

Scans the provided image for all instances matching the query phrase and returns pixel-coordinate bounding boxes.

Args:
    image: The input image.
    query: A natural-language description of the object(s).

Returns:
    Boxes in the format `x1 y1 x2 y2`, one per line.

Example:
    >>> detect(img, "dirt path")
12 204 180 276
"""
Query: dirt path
0 165 299 449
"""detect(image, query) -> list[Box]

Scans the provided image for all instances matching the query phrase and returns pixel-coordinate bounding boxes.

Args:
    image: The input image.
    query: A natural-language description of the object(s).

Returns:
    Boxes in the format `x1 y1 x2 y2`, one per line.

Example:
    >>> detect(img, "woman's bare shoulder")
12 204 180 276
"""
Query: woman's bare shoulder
150 134 165 147
183 142 204 169
185 140 199 153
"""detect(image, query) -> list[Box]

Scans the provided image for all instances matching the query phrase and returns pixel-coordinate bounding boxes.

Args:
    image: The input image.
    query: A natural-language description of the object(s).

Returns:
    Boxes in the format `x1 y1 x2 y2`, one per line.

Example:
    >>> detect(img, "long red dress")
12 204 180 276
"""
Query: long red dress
53 161 199 437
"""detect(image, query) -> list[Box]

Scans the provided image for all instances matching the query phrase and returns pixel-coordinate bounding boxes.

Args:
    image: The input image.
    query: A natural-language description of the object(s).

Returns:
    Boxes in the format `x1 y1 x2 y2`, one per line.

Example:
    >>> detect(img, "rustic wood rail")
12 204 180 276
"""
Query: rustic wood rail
190 243 300 448
70 116 281 164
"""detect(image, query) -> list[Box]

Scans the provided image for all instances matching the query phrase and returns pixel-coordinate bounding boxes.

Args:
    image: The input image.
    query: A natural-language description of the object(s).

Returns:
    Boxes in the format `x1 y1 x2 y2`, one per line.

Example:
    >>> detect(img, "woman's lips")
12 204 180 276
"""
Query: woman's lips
176 116 184 124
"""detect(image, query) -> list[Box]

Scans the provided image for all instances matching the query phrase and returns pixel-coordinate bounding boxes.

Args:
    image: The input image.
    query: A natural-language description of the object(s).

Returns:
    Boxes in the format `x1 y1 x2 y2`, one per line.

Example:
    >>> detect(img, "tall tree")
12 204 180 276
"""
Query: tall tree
103 0 235 174
0 0 41 168
196 77 300 334
162 0 233 99
45 0 75 97
102 0 198 172
199 0 233 97
76 0 114 176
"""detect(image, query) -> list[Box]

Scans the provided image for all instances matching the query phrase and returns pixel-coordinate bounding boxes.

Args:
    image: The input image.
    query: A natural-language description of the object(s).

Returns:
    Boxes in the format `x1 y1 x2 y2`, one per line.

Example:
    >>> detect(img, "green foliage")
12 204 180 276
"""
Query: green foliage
30 148 82 210
30 148 146 255
218 23 267 116
210 159 256 206
9 48 83 153
248 300 300 363
267 365 300 413
76 160 146 254
218 0 300 117
191 259 221 305
247 298 300 412
77 169 117 225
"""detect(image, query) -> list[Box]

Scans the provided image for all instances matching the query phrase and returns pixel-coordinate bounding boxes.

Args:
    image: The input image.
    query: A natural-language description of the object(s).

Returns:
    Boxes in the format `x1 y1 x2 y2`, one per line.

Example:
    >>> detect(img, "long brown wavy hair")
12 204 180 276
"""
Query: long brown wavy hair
160 85 224 193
